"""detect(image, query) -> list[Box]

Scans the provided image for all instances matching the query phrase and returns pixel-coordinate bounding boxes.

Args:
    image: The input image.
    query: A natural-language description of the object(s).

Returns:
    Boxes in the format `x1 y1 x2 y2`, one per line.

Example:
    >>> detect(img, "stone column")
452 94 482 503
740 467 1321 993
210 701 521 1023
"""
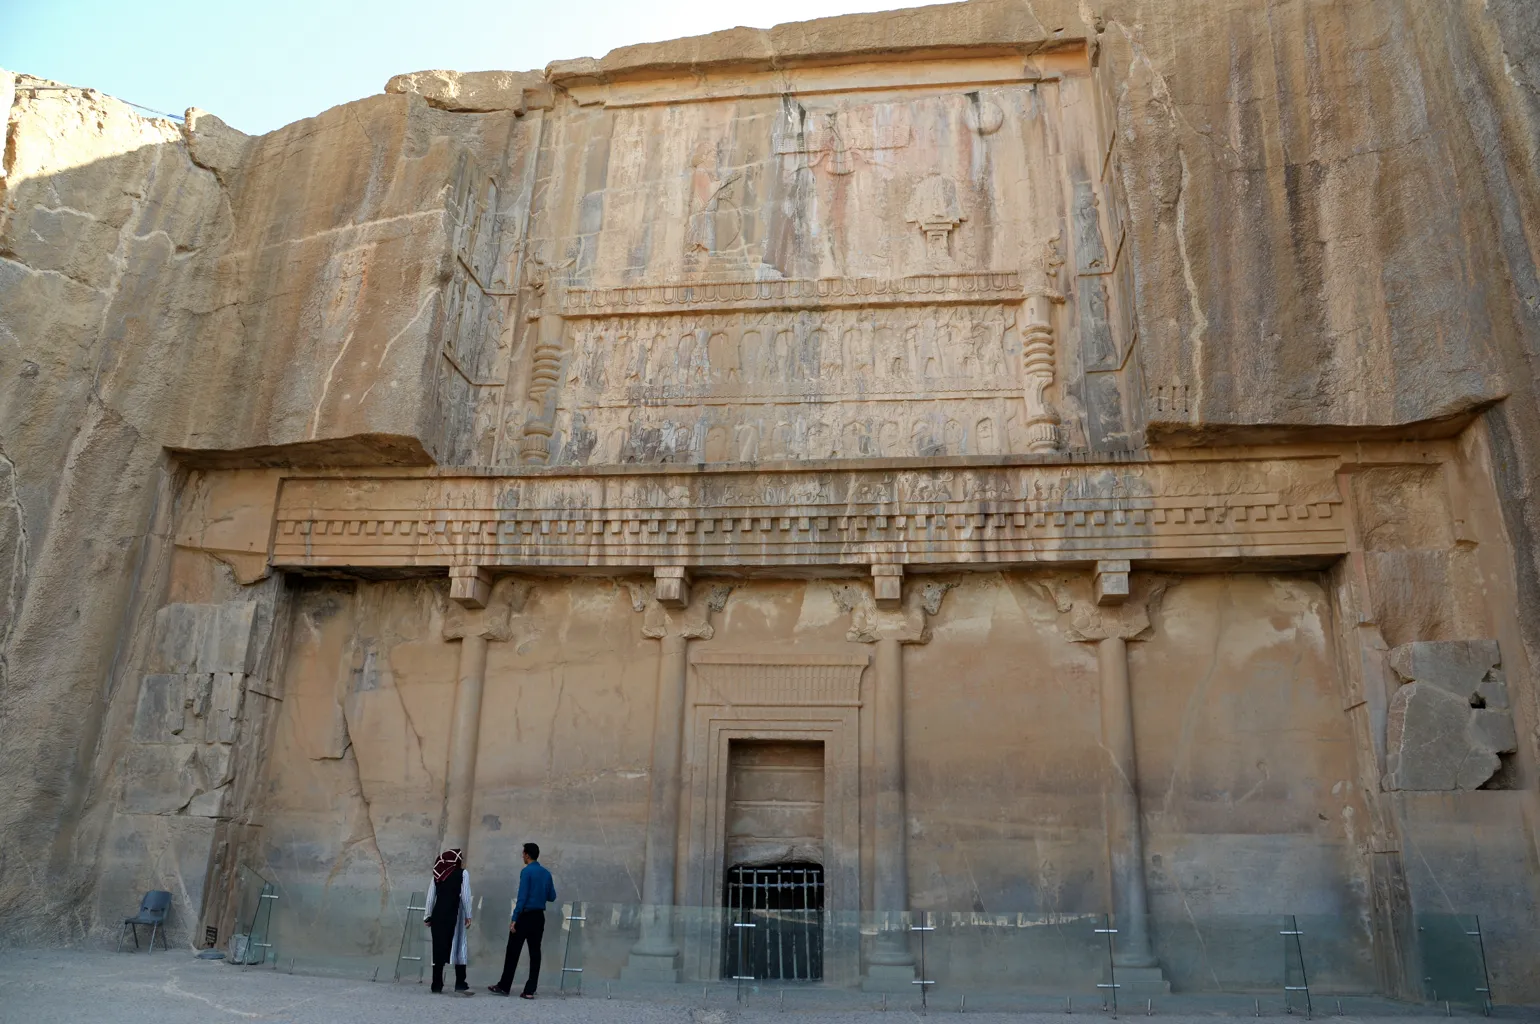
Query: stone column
440 569 525 853
443 631 489 848
1049 562 1169 992
841 567 951 992
624 568 722 983
867 635 911 975
1097 631 1157 968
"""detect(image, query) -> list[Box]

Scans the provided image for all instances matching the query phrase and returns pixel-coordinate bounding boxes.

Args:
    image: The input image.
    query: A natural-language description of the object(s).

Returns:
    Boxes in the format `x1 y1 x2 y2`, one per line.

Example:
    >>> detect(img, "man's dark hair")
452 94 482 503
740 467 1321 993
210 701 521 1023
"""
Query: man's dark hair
523 842 540 860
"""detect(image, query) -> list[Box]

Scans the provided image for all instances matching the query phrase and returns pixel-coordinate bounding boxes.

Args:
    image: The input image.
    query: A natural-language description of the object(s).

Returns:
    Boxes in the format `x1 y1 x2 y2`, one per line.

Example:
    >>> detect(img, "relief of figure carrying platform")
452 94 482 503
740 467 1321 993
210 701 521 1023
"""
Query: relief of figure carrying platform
539 273 1055 465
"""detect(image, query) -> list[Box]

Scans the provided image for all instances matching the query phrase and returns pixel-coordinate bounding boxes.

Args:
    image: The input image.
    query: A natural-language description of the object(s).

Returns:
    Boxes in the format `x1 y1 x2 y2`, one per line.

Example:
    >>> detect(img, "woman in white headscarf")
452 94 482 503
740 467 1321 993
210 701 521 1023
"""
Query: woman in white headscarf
423 848 473 994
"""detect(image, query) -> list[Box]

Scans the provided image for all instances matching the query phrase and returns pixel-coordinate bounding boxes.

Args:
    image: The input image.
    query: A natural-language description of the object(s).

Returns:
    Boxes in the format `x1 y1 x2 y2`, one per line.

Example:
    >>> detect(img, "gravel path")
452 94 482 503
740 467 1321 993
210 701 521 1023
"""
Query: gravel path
0 949 1520 1023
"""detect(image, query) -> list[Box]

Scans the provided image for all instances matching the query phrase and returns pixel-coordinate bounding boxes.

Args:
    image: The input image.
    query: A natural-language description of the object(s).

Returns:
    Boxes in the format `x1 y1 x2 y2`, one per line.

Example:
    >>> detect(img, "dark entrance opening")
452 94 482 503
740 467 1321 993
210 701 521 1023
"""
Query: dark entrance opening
722 863 825 981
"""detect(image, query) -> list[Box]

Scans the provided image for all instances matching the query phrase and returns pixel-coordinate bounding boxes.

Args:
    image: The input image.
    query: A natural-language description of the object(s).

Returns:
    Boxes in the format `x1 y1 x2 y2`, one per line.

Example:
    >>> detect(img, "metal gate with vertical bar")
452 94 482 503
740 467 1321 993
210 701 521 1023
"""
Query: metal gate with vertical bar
722 863 824 981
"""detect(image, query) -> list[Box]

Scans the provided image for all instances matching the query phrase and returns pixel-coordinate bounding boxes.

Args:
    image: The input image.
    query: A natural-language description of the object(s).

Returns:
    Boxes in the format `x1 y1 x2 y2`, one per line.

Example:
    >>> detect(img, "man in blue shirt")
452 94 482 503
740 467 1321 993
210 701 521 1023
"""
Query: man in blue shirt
488 842 557 998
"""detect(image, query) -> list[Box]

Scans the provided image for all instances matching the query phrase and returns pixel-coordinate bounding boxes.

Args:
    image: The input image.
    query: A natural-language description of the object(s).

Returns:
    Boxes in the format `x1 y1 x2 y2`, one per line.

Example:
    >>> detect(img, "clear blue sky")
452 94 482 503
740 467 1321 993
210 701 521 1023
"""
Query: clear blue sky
3 0 911 135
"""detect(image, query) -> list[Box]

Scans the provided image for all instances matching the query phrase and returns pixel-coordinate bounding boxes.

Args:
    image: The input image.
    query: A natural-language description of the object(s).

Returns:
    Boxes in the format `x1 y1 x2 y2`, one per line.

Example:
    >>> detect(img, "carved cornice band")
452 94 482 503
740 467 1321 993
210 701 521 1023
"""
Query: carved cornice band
559 273 1023 318
269 459 1347 571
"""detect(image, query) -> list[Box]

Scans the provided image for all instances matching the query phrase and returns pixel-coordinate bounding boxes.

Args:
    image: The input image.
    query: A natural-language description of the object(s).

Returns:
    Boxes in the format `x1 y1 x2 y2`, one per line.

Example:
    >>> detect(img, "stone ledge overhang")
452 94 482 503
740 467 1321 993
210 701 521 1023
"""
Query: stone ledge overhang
544 0 1091 87
268 452 1352 573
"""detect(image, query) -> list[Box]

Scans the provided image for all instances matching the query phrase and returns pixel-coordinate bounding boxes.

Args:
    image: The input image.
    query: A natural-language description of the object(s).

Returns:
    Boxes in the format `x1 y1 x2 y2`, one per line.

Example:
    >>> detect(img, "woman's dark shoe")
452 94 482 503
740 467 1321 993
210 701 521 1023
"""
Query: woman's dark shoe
487 985 510 996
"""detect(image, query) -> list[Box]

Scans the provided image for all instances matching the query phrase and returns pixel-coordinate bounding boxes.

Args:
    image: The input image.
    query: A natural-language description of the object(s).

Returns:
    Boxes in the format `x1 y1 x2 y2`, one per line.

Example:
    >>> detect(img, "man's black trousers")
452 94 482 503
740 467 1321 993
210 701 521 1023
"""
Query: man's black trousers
496 909 545 995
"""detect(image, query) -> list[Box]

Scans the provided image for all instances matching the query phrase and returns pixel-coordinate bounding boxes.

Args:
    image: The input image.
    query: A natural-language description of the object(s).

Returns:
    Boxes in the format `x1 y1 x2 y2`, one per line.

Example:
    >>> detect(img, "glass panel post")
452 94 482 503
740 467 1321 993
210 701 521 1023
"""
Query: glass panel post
1469 916 1494 1017
243 880 277 967
732 901 756 1002
558 900 586 996
1281 914 1312 1017
1095 913 1120 1016
912 910 935 1012
394 890 427 983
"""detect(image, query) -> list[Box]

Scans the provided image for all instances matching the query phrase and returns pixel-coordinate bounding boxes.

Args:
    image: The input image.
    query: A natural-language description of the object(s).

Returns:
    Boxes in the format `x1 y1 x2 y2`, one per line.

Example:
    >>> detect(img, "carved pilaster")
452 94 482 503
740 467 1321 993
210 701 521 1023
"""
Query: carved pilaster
1020 233 1066 453
519 256 567 465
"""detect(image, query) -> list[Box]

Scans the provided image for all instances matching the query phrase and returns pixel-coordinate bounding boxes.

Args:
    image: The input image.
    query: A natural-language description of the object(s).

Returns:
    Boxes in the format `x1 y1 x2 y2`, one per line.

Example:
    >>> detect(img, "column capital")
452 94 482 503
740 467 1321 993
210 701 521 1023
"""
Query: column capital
443 576 533 642
871 564 904 608
1037 569 1169 643
835 577 954 645
449 566 494 609
1094 560 1131 606
628 576 731 640
654 566 691 608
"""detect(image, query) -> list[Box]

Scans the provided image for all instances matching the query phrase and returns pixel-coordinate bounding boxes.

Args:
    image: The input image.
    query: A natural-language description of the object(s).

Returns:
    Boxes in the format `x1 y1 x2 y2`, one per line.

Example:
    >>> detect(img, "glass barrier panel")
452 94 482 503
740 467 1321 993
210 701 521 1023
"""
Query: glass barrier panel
264 882 413 980
1417 913 1493 1013
1281 913 1313 1016
230 866 274 966
393 891 427 983
200 890 1526 1013
556 900 586 995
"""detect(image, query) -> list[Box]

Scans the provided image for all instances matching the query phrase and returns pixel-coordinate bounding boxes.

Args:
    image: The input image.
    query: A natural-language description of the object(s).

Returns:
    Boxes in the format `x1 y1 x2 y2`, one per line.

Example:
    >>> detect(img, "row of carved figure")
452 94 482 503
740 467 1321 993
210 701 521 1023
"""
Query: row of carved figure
552 399 1041 465
561 307 1021 396
483 468 1221 510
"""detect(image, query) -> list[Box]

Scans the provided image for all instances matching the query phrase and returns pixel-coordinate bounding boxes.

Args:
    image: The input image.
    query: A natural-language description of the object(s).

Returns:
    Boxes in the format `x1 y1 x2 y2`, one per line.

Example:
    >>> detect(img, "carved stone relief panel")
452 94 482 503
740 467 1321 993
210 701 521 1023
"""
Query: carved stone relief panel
502 58 1136 464
579 82 1065 291
543 273 1034 465
435 147 530 465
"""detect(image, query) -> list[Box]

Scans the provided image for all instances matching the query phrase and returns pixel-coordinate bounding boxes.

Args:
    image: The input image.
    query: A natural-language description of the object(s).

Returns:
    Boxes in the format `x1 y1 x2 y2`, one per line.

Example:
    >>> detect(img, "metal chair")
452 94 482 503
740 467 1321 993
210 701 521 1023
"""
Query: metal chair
117 891 172 952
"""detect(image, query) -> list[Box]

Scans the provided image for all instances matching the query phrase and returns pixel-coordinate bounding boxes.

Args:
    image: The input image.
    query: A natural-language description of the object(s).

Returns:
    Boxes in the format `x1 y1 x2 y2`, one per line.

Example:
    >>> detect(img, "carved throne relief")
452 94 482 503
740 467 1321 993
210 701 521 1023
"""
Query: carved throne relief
906 175 965 266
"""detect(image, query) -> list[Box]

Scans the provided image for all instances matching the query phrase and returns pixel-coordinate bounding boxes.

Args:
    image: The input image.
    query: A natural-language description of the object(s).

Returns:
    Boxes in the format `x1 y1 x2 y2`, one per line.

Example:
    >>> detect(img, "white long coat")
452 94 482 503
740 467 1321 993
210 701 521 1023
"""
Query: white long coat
423 870 473 965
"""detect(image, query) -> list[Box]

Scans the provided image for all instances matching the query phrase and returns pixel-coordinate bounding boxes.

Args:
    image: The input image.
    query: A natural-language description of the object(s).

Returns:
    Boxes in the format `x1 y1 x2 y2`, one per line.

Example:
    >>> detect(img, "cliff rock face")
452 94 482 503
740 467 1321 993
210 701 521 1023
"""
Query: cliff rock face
0 0 1536 1000
1107 2 1540 611
0 72 534 943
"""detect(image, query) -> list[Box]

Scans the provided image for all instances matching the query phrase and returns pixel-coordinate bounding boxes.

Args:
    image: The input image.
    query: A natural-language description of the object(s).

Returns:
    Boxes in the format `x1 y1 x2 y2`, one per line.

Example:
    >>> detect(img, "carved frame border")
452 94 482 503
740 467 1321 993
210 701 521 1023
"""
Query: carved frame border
679 696 863 983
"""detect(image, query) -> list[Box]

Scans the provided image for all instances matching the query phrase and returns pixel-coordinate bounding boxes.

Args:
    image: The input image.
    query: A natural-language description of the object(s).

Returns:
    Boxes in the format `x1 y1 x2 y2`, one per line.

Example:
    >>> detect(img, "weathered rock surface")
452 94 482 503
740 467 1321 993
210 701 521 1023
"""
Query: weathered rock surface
0 1 1538 1001
1384 640 1517 791
385 69 549 112
544 0 1086 82
0 71 531 945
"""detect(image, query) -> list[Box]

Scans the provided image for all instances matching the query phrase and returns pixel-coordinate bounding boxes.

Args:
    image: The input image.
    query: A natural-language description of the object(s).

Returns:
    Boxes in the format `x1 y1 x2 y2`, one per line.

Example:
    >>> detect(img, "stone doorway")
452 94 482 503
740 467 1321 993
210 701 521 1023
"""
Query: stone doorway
720 740 826 981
